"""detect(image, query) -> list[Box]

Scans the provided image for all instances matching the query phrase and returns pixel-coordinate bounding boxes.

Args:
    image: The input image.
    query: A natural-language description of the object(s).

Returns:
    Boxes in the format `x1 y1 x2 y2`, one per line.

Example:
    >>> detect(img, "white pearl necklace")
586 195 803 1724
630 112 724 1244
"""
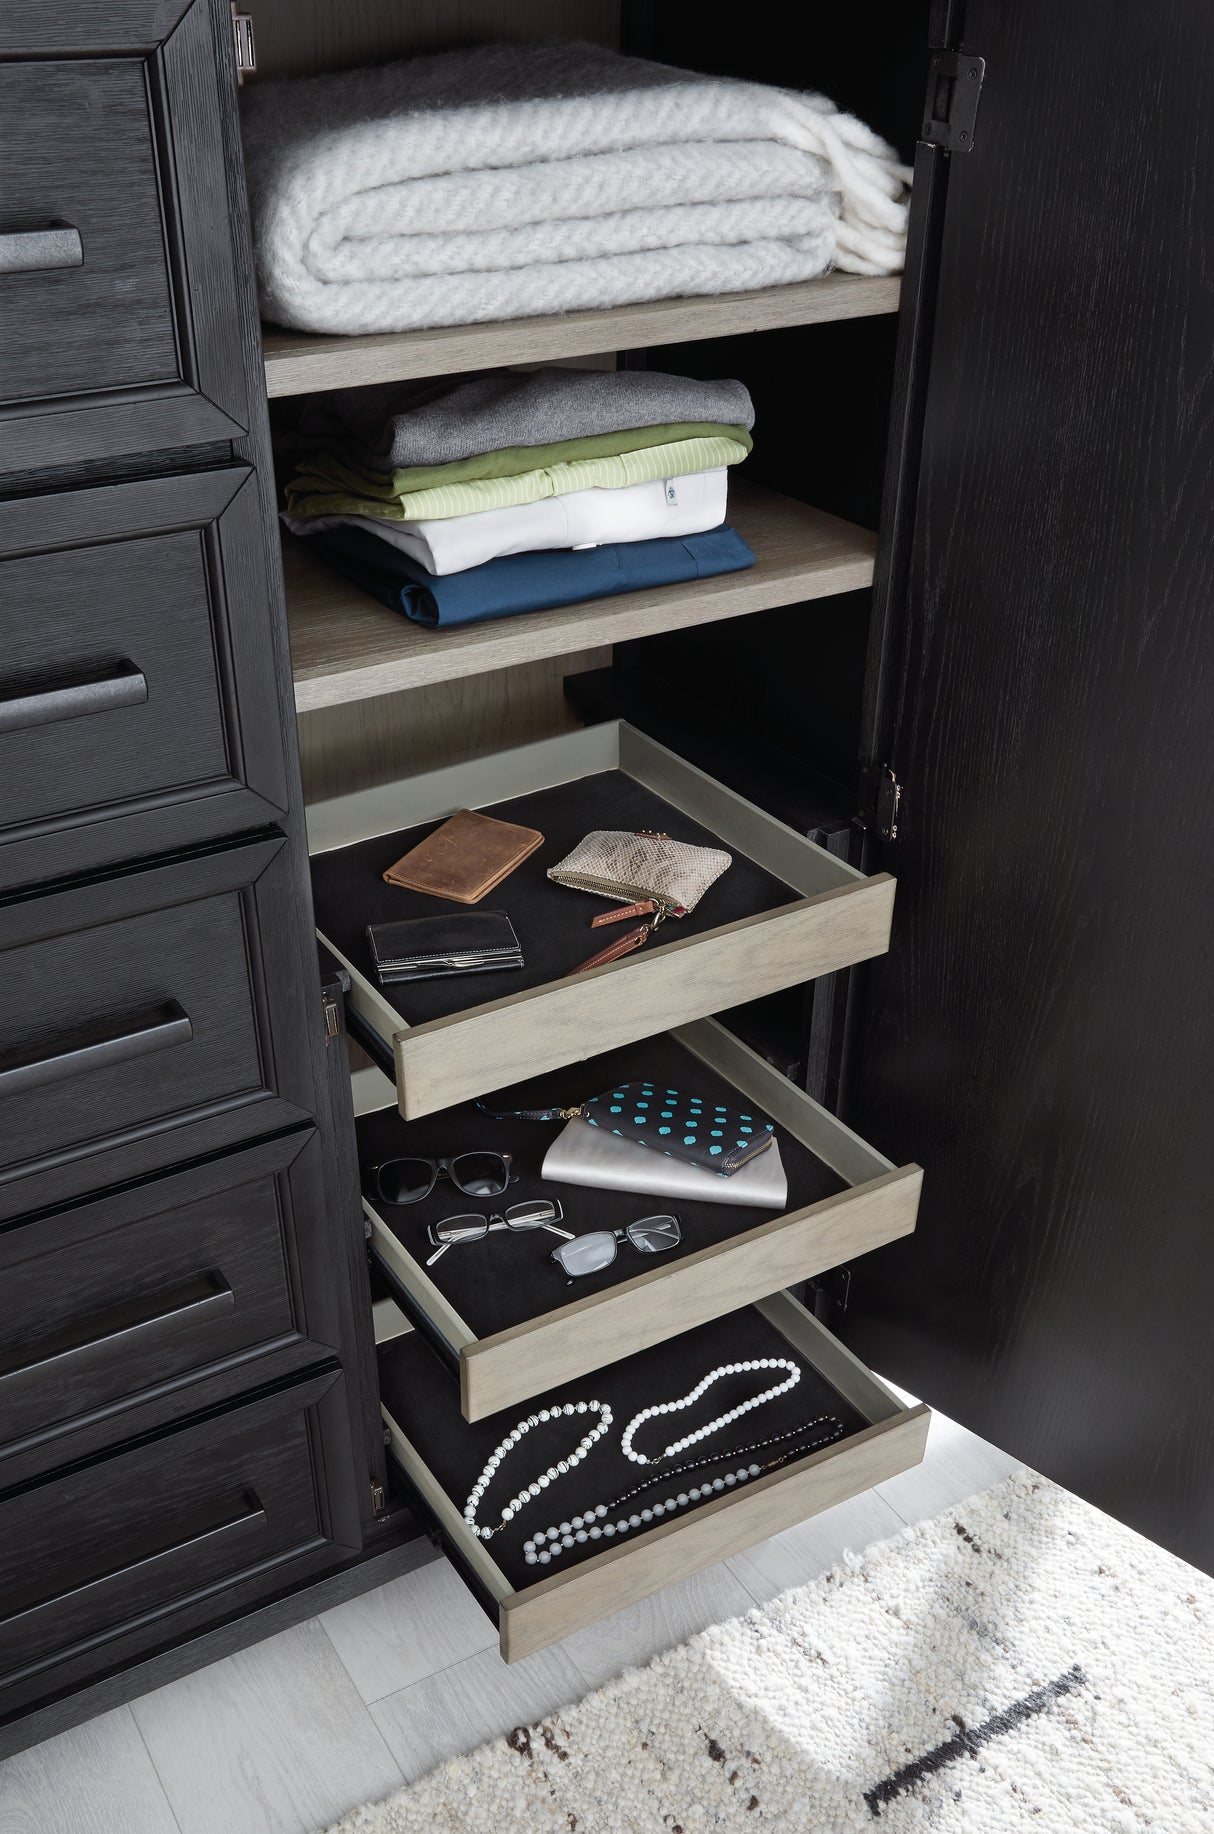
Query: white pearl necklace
620 1358 800 1464
522 1413 845 1565
463 1400 612 1540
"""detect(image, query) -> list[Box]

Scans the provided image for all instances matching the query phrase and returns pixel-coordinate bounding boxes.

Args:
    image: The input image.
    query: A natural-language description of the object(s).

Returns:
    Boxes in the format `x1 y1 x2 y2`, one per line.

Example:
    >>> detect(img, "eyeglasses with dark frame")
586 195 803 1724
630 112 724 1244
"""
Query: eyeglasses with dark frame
425 1199 572 1266
371 1152 516 1207
550 1214 682 1280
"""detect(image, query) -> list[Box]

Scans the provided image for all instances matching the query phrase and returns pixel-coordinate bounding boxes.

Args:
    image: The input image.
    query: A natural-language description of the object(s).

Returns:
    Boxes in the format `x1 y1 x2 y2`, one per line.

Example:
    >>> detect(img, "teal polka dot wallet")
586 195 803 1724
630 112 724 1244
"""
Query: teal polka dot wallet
581 1081 775 1176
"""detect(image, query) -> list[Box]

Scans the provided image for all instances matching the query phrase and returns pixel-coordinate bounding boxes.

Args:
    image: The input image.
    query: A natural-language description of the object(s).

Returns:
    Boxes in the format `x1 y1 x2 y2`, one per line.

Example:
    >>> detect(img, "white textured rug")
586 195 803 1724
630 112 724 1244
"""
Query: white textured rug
323 1472 1214 1832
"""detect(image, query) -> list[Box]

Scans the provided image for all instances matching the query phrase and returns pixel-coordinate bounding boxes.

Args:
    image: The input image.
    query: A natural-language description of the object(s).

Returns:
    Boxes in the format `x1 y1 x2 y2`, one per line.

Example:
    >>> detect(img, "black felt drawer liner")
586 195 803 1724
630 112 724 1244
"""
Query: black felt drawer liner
360 1033 845 1341
311 771 797 1028
380 1306 868 1592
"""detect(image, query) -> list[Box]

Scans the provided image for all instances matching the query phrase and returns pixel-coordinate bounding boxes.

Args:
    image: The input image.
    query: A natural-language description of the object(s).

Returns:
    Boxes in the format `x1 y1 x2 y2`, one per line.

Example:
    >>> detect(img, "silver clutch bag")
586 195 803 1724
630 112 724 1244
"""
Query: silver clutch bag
547 829 731 917
542 1115 788 1210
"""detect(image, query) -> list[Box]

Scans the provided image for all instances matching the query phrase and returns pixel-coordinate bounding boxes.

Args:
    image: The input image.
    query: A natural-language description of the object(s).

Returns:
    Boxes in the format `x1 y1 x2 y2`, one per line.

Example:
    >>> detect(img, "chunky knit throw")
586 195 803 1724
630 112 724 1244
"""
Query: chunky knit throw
240 40 911 334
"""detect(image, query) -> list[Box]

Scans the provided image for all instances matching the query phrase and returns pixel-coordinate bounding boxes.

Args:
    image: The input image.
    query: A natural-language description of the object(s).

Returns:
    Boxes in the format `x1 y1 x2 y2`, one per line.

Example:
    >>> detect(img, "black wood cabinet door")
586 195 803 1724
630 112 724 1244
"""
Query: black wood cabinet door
848 0 1214 1567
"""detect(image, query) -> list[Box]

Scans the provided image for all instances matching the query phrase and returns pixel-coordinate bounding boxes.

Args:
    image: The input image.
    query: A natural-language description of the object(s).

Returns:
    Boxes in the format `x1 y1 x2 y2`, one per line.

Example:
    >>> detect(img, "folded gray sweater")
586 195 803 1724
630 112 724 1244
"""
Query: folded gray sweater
297 368 755 470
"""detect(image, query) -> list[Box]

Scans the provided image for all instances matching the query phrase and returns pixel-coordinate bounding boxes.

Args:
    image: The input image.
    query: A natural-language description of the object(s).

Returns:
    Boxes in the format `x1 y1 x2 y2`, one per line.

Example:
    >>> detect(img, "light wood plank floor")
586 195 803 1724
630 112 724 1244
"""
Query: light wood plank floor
0 1404 1021 1834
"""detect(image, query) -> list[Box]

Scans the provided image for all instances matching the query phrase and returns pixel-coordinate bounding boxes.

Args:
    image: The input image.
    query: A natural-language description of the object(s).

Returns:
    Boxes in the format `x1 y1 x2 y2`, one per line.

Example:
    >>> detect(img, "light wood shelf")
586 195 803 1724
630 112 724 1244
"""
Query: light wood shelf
285 479 877 711
263 274 901 398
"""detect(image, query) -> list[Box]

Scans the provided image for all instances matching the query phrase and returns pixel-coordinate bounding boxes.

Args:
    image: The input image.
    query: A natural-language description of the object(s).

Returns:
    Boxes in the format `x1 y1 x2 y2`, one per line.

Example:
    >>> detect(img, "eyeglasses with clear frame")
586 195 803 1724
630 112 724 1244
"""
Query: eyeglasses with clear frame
550 1214 681 1280
425 1198 572 1266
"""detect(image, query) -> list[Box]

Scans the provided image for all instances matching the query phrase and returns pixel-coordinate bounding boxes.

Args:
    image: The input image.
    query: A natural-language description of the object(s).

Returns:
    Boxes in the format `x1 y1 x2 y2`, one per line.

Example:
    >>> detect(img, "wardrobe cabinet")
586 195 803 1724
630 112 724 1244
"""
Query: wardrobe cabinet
2 0 1209 1760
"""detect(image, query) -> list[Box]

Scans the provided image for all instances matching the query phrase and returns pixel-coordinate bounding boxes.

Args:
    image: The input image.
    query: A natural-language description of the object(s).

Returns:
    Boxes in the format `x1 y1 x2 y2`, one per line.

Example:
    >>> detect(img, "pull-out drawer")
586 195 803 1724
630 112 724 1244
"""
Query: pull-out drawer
0 1130 338 1465
380 1293 929 1662
360 1020 921 1421
0 1 247 473
0 838 317 1222
0 472 290 889
309 722 894 1119
0 1367 358 1719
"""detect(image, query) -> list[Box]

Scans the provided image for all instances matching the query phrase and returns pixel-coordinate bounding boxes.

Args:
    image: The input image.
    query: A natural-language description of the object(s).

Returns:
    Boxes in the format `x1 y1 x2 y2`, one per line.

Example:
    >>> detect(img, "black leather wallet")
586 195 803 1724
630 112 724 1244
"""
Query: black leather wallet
365 911 523 984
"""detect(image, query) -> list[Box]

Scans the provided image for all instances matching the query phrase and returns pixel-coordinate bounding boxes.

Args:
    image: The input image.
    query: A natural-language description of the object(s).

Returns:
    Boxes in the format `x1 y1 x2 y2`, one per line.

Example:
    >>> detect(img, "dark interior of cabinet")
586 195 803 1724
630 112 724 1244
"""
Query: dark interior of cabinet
612 0 929 795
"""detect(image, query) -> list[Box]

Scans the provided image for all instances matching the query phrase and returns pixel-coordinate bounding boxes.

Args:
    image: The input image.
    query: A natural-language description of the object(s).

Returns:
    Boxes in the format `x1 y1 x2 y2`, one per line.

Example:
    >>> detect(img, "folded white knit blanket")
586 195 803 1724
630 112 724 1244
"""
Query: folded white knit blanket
240 40 911 335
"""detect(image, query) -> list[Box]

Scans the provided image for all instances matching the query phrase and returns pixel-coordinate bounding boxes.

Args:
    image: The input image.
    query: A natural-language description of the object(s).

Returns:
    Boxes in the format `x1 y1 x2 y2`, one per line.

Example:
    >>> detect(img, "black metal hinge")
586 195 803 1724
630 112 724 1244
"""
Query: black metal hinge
921 50 985 152
857 763 903 841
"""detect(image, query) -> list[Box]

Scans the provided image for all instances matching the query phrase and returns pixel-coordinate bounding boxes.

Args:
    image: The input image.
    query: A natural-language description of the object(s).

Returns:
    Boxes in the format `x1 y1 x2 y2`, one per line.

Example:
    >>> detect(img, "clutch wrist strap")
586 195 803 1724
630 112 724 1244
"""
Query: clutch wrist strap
477 1101 584 1122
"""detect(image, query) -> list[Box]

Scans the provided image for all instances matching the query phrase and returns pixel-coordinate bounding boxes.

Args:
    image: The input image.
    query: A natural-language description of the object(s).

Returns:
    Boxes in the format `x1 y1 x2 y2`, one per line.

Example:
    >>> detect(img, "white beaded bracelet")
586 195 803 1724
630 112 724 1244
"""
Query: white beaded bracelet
620 1358 800 1465
463 1400 612 1541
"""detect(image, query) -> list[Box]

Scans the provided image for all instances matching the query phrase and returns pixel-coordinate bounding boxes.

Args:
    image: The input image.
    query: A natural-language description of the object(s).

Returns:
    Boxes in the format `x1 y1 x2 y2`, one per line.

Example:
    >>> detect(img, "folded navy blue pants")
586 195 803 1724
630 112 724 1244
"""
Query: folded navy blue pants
304 522 756 628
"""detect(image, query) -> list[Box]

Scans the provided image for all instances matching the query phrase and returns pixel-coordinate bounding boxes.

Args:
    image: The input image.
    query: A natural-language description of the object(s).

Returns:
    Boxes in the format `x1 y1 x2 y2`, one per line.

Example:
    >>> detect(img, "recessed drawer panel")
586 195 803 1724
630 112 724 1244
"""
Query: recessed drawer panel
380 1294 929 1662
0 471 289 889
0 2 248 471
0 1131 335 1461
0 1368 356 1717
0 838 316 1221
359 1020 921 1421
309 721 895 1119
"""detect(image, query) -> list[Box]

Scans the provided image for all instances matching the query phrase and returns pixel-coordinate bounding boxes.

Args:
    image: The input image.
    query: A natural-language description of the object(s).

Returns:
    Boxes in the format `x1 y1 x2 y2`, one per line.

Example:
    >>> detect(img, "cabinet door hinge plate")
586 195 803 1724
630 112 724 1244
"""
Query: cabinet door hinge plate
857 763 903 841
370 1477 387 1514
230 3 256 84
322 991 341 1041
921 50 985 152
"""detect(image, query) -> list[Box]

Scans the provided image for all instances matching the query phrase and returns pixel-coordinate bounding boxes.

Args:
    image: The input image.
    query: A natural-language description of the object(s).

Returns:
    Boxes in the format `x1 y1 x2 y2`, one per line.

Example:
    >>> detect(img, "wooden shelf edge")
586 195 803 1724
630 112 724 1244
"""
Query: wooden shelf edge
286 480 876 712
264 274 902 398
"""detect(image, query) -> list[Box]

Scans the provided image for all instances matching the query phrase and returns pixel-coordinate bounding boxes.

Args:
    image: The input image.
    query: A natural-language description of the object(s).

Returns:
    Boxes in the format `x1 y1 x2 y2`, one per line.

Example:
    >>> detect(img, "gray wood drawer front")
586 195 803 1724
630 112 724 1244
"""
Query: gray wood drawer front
0 1131 336 1461
0 1368 354 1718
0 471 289 890
0 839 317 1222
0 1 248 472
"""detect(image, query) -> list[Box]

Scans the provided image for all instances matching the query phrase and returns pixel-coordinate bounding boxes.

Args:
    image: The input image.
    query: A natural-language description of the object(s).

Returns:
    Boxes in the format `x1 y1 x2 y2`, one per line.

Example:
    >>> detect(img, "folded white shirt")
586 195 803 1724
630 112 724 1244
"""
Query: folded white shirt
282 468 729 576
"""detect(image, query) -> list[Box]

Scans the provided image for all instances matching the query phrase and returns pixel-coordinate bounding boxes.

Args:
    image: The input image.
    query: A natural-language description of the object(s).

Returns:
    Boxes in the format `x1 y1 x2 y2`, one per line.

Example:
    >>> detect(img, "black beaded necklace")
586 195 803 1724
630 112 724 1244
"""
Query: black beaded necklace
522 1412 846 1566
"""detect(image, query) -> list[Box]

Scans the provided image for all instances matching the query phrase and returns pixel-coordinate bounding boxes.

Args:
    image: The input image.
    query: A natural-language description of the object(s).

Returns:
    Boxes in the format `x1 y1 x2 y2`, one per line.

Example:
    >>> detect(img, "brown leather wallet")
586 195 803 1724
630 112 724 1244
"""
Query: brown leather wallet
382 807 543 903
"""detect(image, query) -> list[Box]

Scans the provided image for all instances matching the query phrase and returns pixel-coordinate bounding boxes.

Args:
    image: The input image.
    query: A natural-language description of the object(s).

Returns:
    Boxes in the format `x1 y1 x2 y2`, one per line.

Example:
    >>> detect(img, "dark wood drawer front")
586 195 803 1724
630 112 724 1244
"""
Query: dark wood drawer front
0 1131 335 1458
0 472 289 890
0 1371 343 1703
0 840 316 1219
1 60 176 406
0 2 247 472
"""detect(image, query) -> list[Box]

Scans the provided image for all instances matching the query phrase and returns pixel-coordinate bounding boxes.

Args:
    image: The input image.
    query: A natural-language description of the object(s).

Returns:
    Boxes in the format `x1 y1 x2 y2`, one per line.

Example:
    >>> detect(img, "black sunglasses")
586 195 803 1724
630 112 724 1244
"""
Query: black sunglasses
371 1152 516 1207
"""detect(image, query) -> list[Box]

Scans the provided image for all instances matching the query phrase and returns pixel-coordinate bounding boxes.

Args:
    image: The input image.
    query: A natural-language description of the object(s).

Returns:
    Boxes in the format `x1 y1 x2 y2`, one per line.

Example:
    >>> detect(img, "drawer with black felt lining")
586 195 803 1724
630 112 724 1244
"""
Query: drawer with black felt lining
379 1293 930 1662
308 721 895 1119
359 1020 920 1422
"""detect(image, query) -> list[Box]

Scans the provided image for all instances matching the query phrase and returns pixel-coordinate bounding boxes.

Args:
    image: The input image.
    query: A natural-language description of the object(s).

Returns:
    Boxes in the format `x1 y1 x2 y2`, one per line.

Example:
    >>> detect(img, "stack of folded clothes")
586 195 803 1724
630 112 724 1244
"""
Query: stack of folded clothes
282 366 759 628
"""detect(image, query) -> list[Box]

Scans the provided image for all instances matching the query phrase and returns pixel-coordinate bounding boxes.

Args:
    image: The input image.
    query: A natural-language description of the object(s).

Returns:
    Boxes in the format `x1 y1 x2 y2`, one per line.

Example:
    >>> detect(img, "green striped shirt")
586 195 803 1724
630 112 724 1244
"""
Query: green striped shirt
285 433 751 524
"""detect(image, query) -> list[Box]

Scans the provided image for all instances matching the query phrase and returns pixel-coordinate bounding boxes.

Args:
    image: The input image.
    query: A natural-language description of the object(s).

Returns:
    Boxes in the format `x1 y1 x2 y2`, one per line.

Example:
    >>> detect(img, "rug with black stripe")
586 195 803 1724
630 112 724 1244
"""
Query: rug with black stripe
321 1471 1214 1831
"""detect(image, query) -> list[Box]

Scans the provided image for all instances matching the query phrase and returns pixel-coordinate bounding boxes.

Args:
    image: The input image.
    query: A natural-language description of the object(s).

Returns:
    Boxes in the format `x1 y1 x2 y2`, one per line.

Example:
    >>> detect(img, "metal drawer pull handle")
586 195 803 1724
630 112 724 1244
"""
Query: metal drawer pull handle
0 660 147 736
0 1001 193 1098
0 1274 234 1392
0 223 83 275
0 1492 266 1660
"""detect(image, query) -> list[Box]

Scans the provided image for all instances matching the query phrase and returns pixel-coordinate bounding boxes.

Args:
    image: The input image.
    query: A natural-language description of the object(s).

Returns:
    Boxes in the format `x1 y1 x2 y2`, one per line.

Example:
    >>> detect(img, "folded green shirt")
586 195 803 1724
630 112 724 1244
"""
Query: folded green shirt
293 421 753 500
285 433 752 524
